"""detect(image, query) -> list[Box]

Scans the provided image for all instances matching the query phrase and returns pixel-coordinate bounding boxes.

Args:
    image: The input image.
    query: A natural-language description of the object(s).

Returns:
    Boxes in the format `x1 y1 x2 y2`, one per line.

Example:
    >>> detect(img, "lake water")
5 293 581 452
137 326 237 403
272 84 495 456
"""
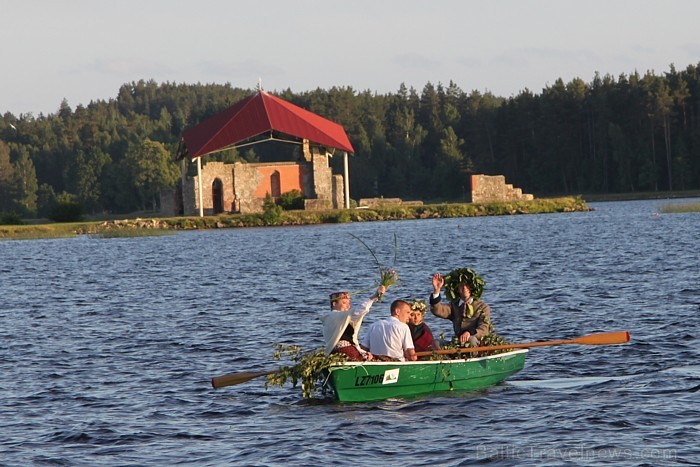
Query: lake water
1 199 699 465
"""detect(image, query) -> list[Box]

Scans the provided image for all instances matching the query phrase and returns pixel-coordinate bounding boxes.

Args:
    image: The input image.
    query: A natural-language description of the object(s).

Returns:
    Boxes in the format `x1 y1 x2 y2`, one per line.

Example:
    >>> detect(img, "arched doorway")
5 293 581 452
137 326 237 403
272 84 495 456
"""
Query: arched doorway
212 178 224 214
270 171 281 199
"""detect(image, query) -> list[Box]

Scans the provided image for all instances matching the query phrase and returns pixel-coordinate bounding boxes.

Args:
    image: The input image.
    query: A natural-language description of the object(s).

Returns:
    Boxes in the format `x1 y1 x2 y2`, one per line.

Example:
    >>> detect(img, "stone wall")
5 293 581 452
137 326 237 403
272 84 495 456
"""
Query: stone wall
331 174 344 209
165 175 198 217
469 174 534 203
304 198 332 210
358 197 403 208
357 198 424 208
311 153 333 200
232 162 264 213
183 176 197 217
164 155 342 215
198 162 235 215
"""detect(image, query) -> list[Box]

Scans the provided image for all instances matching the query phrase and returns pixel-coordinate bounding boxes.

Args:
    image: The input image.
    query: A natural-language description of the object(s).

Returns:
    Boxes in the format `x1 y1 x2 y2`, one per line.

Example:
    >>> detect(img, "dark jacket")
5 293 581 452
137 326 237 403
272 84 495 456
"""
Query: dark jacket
429 295 491 339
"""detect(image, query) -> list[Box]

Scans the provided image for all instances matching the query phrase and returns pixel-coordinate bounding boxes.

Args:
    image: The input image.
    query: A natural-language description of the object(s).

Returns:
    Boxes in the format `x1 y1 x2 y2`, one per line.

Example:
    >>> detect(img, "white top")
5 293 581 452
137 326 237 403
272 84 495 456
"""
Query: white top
319 298 374 355
361 316 414 361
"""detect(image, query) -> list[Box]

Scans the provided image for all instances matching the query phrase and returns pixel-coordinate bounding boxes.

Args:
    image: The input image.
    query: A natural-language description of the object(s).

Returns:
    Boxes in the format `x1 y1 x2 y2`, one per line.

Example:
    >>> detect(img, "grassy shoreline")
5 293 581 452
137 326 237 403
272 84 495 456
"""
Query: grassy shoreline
658 201 700 213
3 196 589 240
579 190 700 202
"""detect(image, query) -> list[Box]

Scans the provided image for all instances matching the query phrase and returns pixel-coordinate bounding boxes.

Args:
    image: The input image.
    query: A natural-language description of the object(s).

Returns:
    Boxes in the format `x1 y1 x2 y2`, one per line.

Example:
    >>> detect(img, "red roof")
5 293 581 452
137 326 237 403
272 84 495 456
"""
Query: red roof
181 90 354 158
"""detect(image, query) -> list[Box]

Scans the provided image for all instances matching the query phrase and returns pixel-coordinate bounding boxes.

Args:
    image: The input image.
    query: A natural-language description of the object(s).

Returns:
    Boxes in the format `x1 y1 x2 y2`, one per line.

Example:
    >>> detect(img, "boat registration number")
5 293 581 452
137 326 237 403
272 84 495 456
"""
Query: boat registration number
354 368 399 386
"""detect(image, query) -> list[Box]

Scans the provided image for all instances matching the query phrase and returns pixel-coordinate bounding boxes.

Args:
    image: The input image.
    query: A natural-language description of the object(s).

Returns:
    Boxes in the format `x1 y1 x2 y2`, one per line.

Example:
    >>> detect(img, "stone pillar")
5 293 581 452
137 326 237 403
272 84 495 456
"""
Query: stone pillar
233 162 265 213
311 152 332 200
332 174 345 209
302 139 312 162
196 157 204 217
343 151 350 209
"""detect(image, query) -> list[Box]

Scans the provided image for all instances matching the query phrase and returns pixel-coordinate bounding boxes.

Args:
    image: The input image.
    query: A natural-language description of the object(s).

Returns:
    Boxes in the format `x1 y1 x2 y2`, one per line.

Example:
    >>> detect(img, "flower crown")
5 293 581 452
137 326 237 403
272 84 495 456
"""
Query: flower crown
329 291 350 302
410 299 427 313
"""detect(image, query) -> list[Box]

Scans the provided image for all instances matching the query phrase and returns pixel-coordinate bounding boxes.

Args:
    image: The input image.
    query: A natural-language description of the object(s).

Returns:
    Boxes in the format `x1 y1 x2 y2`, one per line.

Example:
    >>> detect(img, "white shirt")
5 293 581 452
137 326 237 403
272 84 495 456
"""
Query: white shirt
320 299 374 355
361 316 414 361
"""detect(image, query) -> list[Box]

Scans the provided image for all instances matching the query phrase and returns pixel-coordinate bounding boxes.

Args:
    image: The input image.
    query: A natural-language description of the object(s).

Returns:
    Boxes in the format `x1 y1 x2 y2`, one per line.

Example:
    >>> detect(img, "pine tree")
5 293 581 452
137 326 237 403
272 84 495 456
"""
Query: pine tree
0 141 15 212
12 150 38 215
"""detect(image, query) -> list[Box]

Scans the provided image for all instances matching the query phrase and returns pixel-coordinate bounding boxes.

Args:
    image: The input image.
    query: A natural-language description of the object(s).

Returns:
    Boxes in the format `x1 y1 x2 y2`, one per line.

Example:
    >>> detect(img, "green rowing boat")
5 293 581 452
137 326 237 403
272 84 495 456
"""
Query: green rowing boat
326 349 527 402
211 332 628 399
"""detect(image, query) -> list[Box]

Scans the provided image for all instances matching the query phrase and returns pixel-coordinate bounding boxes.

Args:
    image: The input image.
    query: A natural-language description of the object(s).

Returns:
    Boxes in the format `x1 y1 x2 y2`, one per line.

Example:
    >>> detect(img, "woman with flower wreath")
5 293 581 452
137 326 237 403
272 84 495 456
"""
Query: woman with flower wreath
429 268 491 347
320 285 386 361
408 299 440 352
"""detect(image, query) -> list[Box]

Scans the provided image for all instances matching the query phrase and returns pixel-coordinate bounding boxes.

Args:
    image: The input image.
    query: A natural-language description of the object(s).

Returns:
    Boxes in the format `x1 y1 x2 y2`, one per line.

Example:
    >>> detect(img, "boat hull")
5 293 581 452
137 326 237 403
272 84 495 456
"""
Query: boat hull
328 349 527 402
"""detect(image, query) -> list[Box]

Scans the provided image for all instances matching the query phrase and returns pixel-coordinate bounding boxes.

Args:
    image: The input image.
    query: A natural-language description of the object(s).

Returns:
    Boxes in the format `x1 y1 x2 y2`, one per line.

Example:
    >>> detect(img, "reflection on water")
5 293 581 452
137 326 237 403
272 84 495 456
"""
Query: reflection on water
510 375 635 389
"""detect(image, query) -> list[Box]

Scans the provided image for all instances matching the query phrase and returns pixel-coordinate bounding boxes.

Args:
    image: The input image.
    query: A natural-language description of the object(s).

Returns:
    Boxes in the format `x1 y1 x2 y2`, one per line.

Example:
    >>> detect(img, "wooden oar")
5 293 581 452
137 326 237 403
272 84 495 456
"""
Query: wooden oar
415 331 630 358
211 370 279 389
212 332 630 387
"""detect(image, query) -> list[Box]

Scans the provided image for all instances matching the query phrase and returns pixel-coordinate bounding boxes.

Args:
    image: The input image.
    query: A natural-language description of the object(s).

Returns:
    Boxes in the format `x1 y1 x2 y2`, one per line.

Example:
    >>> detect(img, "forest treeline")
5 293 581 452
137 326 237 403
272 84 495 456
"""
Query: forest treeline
1 62 700 218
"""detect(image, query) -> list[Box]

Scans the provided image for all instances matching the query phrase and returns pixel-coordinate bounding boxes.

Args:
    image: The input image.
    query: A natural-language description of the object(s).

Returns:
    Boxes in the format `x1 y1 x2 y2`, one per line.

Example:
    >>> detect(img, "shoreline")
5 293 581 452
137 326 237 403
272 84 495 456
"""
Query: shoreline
577 190 700 202
1 197 589 239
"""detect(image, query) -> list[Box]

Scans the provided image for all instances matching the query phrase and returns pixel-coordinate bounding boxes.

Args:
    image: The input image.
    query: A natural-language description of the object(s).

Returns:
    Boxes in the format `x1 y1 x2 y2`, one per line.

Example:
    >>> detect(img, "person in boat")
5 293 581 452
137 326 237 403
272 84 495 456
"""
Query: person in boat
408 299 440 352
360 299 417 361
320 285 386 362
429 268 491 347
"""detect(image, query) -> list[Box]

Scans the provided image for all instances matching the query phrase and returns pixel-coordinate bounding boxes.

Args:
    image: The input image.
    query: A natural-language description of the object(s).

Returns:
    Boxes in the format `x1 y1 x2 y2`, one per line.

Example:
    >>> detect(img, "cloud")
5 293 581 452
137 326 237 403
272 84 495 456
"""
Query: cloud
498 47 602 67
392 53 440 70
72 57 288 90
82 58 176 77
680 43 700 61
450 47 616 95
195 59 286 81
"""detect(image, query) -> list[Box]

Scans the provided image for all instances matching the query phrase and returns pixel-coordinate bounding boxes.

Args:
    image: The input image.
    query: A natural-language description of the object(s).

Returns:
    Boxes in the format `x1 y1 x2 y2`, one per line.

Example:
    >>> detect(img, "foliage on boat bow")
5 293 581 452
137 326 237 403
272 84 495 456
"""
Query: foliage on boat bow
265 344 347 399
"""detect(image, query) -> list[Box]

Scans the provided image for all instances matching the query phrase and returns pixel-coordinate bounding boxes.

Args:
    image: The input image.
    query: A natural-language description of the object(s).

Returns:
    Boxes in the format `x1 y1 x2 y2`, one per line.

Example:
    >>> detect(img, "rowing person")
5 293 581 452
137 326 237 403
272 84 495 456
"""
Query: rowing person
360 299 417 361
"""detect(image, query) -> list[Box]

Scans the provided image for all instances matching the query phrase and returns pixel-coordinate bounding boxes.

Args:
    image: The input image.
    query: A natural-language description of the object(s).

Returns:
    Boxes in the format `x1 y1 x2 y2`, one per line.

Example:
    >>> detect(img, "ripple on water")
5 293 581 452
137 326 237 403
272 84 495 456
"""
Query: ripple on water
2 199 699 465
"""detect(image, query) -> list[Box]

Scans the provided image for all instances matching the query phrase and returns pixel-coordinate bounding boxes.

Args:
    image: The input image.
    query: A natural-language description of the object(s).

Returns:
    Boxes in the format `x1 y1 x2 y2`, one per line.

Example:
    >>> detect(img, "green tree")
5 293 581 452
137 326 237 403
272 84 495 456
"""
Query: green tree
12 149 38 216
432 127 467 198
382 84 427 198
3 70 700 209
73 149 111 213
49 192 83 222
279 189 305 210
242 148 259 163
0 140 15 212
261 192 282 223
417 82 443 169
37 183 57 218
123 138 180 211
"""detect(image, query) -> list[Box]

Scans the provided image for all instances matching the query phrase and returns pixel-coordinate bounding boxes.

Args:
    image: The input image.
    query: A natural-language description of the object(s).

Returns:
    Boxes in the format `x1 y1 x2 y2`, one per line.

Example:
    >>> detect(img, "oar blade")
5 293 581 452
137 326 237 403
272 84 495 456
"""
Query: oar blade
414 330 632 358
211 371 273 389
571 331 631 345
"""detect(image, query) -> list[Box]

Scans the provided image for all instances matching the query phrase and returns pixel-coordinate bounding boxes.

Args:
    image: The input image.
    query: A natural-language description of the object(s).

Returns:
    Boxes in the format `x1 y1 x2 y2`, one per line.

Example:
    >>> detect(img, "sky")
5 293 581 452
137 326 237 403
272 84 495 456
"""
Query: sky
2 0 700 116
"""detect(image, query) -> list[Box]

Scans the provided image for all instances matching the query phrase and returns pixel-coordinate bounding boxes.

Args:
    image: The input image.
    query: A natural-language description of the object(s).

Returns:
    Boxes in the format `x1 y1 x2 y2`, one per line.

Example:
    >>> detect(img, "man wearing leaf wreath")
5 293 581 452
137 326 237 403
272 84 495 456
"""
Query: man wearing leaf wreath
429 268 491 347
320 285 386 361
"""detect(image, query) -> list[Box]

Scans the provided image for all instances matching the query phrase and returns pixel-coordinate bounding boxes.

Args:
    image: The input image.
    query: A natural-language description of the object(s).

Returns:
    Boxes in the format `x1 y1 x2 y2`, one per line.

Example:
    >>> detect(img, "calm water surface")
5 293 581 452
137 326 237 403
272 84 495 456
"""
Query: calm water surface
1 199 699 466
